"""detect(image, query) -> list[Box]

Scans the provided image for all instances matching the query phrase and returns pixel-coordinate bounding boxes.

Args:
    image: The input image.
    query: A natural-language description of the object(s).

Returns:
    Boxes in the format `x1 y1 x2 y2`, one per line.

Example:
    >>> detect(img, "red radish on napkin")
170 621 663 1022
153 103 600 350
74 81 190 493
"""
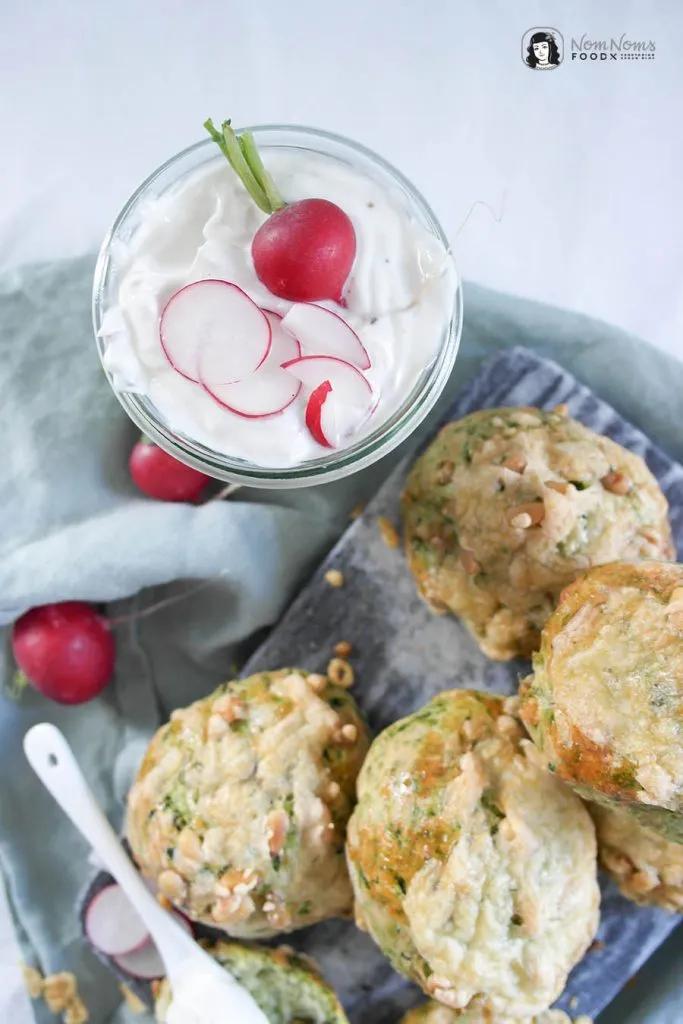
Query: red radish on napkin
129 440 211 502
12 602 115 704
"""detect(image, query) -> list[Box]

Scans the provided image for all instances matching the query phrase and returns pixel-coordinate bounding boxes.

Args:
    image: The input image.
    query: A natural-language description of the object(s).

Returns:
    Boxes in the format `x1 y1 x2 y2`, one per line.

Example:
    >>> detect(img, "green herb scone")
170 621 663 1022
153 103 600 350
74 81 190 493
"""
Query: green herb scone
520 561 683 842
401 406 673 660
591 803 683 912
401 1002 592 1023
154 941 349 1023
127 669 369 937
346 691 599 1018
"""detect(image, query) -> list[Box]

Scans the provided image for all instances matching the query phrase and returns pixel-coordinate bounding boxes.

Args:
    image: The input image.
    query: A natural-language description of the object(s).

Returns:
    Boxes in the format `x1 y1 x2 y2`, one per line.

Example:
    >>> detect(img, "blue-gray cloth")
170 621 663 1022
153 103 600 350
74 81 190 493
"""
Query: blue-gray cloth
0 255 680 1023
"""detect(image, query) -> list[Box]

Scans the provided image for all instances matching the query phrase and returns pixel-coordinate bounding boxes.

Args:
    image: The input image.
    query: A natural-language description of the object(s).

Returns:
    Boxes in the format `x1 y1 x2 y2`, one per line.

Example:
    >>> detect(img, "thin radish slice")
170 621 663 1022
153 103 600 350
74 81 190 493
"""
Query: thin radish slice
262 309 302 359
113 939 165 980
112 910 193 980
283 355 374 448
281 303 371 370
85 884 149 956
160 279 271 384
201 309 302 419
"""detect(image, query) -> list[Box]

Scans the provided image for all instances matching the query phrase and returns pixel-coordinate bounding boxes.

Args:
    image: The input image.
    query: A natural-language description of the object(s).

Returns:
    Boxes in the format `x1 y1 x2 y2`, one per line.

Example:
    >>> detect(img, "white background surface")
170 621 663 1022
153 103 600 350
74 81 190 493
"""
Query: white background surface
1 4 682 1021
2 1 682 358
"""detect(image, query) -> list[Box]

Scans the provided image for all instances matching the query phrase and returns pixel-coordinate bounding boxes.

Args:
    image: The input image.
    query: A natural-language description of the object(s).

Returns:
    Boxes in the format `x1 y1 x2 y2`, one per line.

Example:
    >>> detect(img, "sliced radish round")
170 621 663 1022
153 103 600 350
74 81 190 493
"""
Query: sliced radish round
113 939 165 980
112 910 193 980
85 884 149 957
281 303 371 370
282 355 374 449
160 279 271 385
201 309 302 419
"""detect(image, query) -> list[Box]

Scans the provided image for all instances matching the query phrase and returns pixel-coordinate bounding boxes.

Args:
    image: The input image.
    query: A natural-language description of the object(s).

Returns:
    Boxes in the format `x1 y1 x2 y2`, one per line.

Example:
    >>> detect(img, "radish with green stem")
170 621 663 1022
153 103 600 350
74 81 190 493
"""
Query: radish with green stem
205 119 357 304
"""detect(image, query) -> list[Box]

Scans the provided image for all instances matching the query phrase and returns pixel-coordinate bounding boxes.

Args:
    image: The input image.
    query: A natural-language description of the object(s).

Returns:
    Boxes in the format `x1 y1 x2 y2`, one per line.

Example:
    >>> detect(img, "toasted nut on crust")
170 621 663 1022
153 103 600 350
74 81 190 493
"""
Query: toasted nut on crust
324 569 345 588
508 501 545 528
212 694 246 723
426 974 454 994
502 454 527 474
435 460 455 485
459 548 481 575
601 470 632 495
336 723 358 744
266 809 290 856
306 673 327 693
553 402 569 416
325 780 341 800
158 869 187 902
327 657 355 688
545 479 569 494
262 892 291 929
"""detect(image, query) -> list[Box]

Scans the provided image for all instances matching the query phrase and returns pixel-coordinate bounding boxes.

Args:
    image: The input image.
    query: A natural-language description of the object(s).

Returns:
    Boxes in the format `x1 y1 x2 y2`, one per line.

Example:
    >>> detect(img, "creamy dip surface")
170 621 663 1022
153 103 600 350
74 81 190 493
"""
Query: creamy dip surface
101 148 457 467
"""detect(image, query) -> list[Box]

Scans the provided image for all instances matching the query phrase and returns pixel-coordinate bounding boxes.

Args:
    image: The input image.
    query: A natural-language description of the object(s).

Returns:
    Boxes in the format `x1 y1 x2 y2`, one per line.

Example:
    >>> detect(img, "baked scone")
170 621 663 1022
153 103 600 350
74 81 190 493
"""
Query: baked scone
127 669 369 937
591 803 683 911
401 406 673 660
154 941 349 1023
346 691 599 1018
401 1002 592 1024
520 561 683 841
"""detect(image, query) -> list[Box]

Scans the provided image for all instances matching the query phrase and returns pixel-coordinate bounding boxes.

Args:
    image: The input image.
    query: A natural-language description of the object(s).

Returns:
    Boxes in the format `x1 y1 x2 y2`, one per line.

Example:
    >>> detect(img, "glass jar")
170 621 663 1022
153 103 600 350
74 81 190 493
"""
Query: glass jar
93 125 463 488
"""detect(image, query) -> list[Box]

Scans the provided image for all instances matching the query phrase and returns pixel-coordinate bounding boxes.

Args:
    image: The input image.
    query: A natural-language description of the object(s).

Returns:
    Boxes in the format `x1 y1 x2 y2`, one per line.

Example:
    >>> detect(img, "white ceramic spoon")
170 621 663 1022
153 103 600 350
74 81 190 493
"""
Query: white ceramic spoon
24 723 268 1024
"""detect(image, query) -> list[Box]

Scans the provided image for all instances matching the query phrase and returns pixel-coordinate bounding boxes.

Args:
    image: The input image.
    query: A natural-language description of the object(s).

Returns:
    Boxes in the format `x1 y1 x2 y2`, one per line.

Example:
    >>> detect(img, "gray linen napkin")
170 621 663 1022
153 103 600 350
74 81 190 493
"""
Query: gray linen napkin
0 255 680 1023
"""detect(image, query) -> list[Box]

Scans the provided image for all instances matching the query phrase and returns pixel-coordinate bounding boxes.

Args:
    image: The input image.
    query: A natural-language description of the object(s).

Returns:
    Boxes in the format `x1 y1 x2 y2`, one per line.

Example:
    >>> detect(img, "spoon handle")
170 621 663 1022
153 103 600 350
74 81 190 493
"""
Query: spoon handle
23 722 190 971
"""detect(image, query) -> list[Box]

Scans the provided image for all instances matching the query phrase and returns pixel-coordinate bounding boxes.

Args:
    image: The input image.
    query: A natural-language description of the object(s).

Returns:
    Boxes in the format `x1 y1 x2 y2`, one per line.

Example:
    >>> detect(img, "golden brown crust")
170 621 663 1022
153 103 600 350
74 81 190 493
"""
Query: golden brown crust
591 803 683 912
402 407 673 661
347 690 599 1017
520 562 683 841
127 669 370 937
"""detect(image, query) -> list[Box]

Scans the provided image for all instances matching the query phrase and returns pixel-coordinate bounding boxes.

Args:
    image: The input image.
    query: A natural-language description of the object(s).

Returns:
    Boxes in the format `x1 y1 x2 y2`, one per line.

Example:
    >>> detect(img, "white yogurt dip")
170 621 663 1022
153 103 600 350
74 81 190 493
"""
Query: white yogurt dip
101 148 457 468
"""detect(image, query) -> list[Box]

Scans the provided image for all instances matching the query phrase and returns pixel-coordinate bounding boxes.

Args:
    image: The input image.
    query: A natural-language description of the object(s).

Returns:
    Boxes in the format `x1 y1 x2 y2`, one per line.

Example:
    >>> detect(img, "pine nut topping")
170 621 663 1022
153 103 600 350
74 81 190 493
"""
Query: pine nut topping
459 548 481 575
601 470 632 495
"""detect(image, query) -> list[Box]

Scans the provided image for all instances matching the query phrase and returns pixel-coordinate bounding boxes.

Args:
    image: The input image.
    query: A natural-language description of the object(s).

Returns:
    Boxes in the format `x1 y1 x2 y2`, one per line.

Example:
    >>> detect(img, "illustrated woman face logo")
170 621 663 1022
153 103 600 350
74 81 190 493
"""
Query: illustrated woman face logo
525 30 561 69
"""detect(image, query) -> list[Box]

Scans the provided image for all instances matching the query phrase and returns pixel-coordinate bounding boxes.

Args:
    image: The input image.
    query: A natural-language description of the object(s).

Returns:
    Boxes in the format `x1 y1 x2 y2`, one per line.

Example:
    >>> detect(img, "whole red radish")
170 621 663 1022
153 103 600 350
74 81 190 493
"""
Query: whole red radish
12 602 115 704
252 199 356 303
129 440 211 502
205 119 356 303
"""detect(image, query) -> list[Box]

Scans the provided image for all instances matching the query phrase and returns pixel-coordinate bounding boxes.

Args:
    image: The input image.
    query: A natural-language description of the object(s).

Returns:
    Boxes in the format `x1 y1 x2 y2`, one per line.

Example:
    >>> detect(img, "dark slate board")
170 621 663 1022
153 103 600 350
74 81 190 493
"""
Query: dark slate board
82 347 682 1020
241 346 683 1023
